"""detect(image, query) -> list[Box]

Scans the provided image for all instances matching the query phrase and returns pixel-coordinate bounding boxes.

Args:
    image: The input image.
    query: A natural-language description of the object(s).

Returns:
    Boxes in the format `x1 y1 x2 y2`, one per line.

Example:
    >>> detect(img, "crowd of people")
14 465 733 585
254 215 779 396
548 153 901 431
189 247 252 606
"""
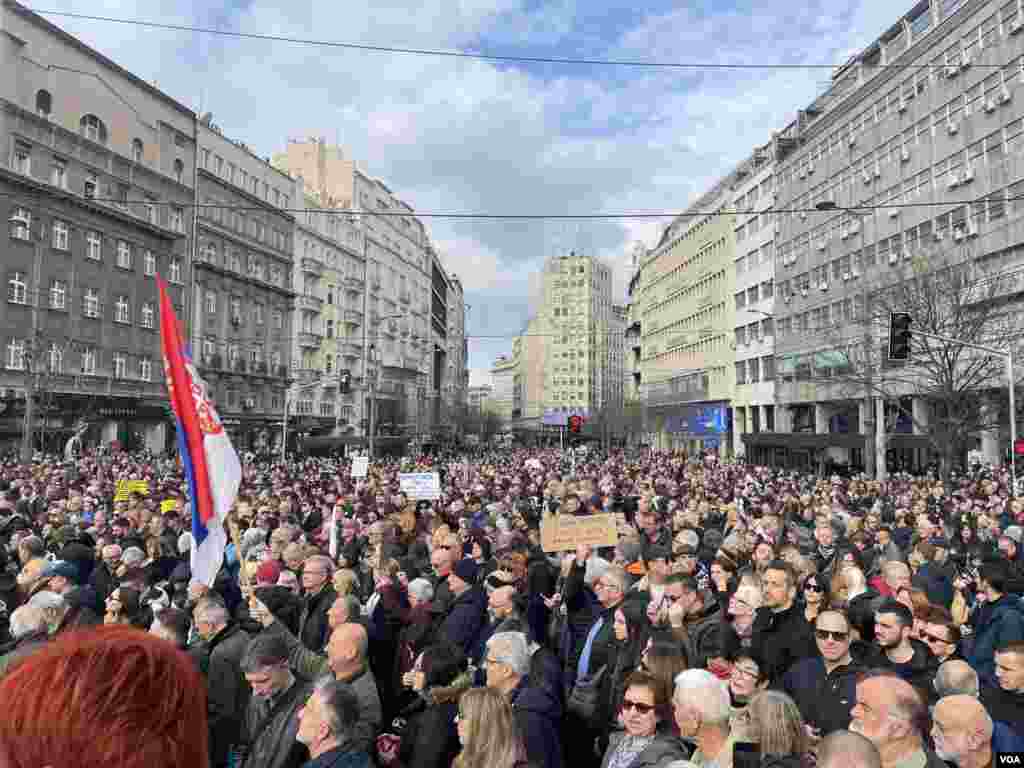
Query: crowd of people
0 446 1022 768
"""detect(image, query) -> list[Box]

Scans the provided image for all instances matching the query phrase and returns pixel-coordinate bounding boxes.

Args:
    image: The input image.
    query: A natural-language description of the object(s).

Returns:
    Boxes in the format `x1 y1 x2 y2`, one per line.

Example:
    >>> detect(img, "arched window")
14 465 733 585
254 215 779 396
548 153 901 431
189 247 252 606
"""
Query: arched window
80 114 107 144
173 158 184 184
35 90 52 117
131 139 144 163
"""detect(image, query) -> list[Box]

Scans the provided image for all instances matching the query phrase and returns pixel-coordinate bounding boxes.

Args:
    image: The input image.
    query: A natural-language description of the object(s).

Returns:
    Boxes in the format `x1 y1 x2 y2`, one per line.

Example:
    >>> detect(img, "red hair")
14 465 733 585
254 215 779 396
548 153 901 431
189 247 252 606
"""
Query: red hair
0 625 209 768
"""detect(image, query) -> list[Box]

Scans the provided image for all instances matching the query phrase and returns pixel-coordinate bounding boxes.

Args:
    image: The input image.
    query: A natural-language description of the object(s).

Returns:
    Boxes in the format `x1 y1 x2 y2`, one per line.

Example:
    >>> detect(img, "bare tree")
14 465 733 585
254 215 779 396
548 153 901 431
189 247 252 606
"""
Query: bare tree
808 253 1024 479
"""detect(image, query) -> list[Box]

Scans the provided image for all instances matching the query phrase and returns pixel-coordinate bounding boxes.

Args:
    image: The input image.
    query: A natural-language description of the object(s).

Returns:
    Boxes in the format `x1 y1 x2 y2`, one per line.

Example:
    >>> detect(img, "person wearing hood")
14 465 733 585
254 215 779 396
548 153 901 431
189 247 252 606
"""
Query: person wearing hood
865 600 938 699
439 558 487 657
393 642 470 768
486 631 562 768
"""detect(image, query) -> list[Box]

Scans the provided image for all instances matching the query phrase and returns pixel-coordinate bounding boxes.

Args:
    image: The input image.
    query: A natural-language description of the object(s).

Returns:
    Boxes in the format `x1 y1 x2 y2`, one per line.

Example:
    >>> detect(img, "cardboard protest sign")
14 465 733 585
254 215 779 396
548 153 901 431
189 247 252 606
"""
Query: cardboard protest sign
540 513 619 552
114 479 150 501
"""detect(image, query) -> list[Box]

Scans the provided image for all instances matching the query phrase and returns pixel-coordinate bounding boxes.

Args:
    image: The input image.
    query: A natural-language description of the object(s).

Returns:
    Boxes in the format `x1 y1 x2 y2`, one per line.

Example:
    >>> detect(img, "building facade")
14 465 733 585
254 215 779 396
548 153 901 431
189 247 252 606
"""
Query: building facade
731 143 779 458
191 118 296 452
490 353 517 421
607 303 627 412
764 0 1024 473
0 0 195 454
467 384 492 413
637 184 737 453
273 137 467 441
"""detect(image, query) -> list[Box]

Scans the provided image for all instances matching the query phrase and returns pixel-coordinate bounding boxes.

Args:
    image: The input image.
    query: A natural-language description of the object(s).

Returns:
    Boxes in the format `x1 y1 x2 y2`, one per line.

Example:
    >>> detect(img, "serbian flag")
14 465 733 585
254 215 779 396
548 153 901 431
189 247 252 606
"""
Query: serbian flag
158 277 241 586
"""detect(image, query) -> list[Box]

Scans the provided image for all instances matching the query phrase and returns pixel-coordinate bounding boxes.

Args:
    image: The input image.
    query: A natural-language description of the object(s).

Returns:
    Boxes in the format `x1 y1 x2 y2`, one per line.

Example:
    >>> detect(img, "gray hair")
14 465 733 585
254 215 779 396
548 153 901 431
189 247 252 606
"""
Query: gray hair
241 527 267 559
9 604 47 639
177 532 193 555
18 535 45 557
487 631 531 677
305 554 335 577
121 546 146 566
194 594 230 627
934 660 979 698
817 731 881 768
314 677 361 744
28 590 66 615
673 669 731 725
407 578 435 602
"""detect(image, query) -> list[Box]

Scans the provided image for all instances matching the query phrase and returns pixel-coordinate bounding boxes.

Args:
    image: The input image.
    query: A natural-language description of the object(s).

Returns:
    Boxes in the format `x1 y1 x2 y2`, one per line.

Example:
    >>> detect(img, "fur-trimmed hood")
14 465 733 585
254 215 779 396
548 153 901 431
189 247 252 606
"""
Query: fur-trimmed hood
422 669 473 706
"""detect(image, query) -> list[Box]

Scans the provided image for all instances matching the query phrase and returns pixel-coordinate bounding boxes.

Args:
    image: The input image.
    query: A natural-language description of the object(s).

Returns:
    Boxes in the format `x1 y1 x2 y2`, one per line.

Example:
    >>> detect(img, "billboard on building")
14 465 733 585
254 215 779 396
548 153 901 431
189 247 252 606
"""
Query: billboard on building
663 403 728 435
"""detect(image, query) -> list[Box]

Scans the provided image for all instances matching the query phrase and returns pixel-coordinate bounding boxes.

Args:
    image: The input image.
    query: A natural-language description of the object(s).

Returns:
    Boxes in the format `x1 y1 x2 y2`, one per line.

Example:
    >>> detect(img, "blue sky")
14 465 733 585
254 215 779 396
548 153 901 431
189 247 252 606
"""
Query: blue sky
33 0 904 384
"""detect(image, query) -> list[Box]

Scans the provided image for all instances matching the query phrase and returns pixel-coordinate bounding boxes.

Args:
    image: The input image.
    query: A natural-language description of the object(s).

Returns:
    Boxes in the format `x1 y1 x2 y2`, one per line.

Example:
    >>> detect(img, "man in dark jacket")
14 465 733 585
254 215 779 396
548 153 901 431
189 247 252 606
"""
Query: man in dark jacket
783 609 864 735
751 560 816 687
297 555 336 653
240 632 313 768
192 594 252 768
866 599 938 699
981 639 1024 743
485 631 562 768
967 560 1024 688
439 559 487 657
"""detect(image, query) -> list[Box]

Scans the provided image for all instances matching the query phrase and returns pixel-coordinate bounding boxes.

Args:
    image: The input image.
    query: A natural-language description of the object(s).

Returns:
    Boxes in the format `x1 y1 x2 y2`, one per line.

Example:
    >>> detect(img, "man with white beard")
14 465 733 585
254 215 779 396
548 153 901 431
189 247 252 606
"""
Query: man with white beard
849 672 945 768
930 696 993 768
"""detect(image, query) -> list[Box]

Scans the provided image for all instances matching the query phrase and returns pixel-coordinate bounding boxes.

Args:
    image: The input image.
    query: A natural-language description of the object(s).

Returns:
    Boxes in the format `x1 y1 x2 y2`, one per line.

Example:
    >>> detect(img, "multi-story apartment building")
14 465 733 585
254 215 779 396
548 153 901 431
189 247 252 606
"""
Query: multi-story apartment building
607 304 627 413
191 118 295 452
0 0 194 455
273 137 467 441
767 0 1024 474
287 175 365 436
467 384 493 413
490 353 517 421
637 184 736 453
731 142 780 459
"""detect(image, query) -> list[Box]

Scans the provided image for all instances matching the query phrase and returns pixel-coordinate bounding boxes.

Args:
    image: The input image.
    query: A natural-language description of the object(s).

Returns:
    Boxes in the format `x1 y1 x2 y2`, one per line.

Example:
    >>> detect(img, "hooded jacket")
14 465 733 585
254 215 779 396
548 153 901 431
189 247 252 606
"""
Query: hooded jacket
510 676 563 768
967 594 1024 687
398 675 470 768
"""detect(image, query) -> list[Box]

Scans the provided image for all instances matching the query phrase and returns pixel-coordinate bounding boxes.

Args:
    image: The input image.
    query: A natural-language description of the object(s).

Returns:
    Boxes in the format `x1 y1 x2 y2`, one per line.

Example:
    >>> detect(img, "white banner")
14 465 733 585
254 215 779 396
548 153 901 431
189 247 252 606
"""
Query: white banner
399 472 441 500
351 456 369 478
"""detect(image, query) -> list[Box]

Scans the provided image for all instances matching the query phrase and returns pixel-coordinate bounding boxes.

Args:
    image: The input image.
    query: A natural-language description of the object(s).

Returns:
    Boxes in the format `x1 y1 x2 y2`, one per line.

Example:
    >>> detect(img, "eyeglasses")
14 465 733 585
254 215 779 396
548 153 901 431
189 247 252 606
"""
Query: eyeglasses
804 584 823 592
732 666 761 680
621 699 656 715
815 629 849 642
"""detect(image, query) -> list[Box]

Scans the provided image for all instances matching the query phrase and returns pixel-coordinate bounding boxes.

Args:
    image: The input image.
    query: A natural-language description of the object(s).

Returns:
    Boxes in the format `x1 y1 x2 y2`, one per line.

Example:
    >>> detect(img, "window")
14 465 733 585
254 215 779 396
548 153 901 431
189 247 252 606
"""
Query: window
48 344 62 374
53 221 70 251
143 251 156 276
326 319 334 338
270 265 282 286
113 353 127 379
141 302 155 329
6 339 25 370
114 295 130 324
12 141 30 175
83 171 97 200
144 197 156 225
254 304 264 325
173 159 184 184
206 290 217 314
50 280 66 310
116 240 132 269
325 354 334 374
35 89 51 117
229 251 242 272
139 357 153 381
81 347 96 375
170 206 184 233
230 297 242 324
115 183 129 209
83 288 100 318
273 309 283 330
132 139 144 164
8 272 27 304
85 230 102 260
169 258 182 283
51 157 67 189
80 115 107 143
9 207 30 240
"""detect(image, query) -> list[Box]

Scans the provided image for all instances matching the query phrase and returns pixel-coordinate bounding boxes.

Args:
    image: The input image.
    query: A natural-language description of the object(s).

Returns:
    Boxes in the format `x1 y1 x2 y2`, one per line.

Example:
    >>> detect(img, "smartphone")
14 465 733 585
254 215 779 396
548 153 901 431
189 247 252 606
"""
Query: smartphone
734 742 761 768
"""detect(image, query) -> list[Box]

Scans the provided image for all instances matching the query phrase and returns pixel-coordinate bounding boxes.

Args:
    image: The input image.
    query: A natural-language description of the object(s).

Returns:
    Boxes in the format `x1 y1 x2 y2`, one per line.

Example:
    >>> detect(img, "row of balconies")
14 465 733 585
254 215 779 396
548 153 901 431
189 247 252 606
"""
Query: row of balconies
198 355 289 378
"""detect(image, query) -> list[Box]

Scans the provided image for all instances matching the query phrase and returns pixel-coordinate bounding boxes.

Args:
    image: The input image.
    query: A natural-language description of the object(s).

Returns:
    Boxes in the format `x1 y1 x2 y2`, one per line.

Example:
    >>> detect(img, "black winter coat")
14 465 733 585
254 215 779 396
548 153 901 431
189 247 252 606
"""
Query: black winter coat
782 655 864 735
298 585 337 653
200 622 252 768
510 677 563 768
863 638 938 701
750 603 817 687
398 682 466 768
439 586 486 657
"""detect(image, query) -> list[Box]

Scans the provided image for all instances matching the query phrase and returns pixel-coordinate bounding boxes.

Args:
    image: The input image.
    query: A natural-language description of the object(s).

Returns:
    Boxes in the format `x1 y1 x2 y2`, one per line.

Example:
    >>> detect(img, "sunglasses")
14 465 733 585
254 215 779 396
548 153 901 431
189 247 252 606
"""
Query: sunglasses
804 583 823 592
815 629 849 642
621 699 656 715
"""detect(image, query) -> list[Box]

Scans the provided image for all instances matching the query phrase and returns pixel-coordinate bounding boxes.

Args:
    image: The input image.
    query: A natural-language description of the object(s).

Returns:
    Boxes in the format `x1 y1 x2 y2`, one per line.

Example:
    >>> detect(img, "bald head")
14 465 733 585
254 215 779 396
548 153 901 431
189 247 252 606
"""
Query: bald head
818 731 881 768
326 623 368 680
935 660 979 698
931 696 993 765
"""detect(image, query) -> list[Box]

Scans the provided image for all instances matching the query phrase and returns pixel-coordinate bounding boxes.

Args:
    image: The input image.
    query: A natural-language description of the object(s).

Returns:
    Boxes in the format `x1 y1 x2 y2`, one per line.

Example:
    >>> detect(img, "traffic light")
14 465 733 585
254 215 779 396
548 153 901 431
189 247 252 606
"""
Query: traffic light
339 372 350 394
888 312 912 361
568 415 583 433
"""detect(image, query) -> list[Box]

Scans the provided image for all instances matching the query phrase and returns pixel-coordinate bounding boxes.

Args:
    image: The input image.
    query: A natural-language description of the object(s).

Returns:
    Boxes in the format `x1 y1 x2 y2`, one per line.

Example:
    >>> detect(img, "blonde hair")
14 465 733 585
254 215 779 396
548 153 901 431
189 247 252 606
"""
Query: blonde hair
332 569 359 596
747 690 808 758
452 687 524 768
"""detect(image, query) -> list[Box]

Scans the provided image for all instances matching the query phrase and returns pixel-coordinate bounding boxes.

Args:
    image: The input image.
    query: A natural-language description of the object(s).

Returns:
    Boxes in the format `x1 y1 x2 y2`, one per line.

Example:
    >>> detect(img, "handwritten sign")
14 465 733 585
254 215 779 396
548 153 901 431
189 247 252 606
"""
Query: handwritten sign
399 472 441 500
540 513 619 553
350 456 369 479
114 479 149 501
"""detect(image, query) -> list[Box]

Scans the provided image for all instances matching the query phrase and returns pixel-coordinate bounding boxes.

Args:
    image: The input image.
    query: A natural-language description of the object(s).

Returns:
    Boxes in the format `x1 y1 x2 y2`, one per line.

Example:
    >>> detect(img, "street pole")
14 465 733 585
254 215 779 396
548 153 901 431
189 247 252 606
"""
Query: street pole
20 341 35 463
280 390 289 464
1009 350 1018 495
369 359 377 461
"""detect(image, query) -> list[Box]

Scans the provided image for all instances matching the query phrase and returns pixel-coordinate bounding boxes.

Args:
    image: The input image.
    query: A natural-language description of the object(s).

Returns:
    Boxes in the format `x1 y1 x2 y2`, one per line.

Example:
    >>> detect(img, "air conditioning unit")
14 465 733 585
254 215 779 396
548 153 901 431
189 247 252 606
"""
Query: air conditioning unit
1009 17 1023 35
849 221 860 234
889 252 899 265
897 99 907 113
851 269 861 279
953 229 965 242
799 210 807 221
842 271 851 281
984 98 997 113
998 85 1012 104
900 147 911 163
960 50 972 69
947 171 960 189
798 168 807 180
888 207 900 218
820 282 829 292
962 165 975 183
800 288 808 298
947 120 959 135
862 170 872 185
945 64 959 78
873 164 882 179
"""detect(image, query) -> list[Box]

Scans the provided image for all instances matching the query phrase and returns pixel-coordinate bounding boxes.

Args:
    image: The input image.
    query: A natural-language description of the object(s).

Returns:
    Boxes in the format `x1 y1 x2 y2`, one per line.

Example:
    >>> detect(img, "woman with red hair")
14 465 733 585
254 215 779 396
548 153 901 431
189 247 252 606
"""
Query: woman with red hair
0 625 209 768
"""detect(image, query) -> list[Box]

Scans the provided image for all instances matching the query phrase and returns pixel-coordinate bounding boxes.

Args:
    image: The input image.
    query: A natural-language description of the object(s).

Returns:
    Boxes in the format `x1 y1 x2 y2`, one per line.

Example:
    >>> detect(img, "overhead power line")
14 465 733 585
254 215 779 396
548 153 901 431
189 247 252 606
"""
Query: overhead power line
5 189 1022 220
30 9 1016 71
